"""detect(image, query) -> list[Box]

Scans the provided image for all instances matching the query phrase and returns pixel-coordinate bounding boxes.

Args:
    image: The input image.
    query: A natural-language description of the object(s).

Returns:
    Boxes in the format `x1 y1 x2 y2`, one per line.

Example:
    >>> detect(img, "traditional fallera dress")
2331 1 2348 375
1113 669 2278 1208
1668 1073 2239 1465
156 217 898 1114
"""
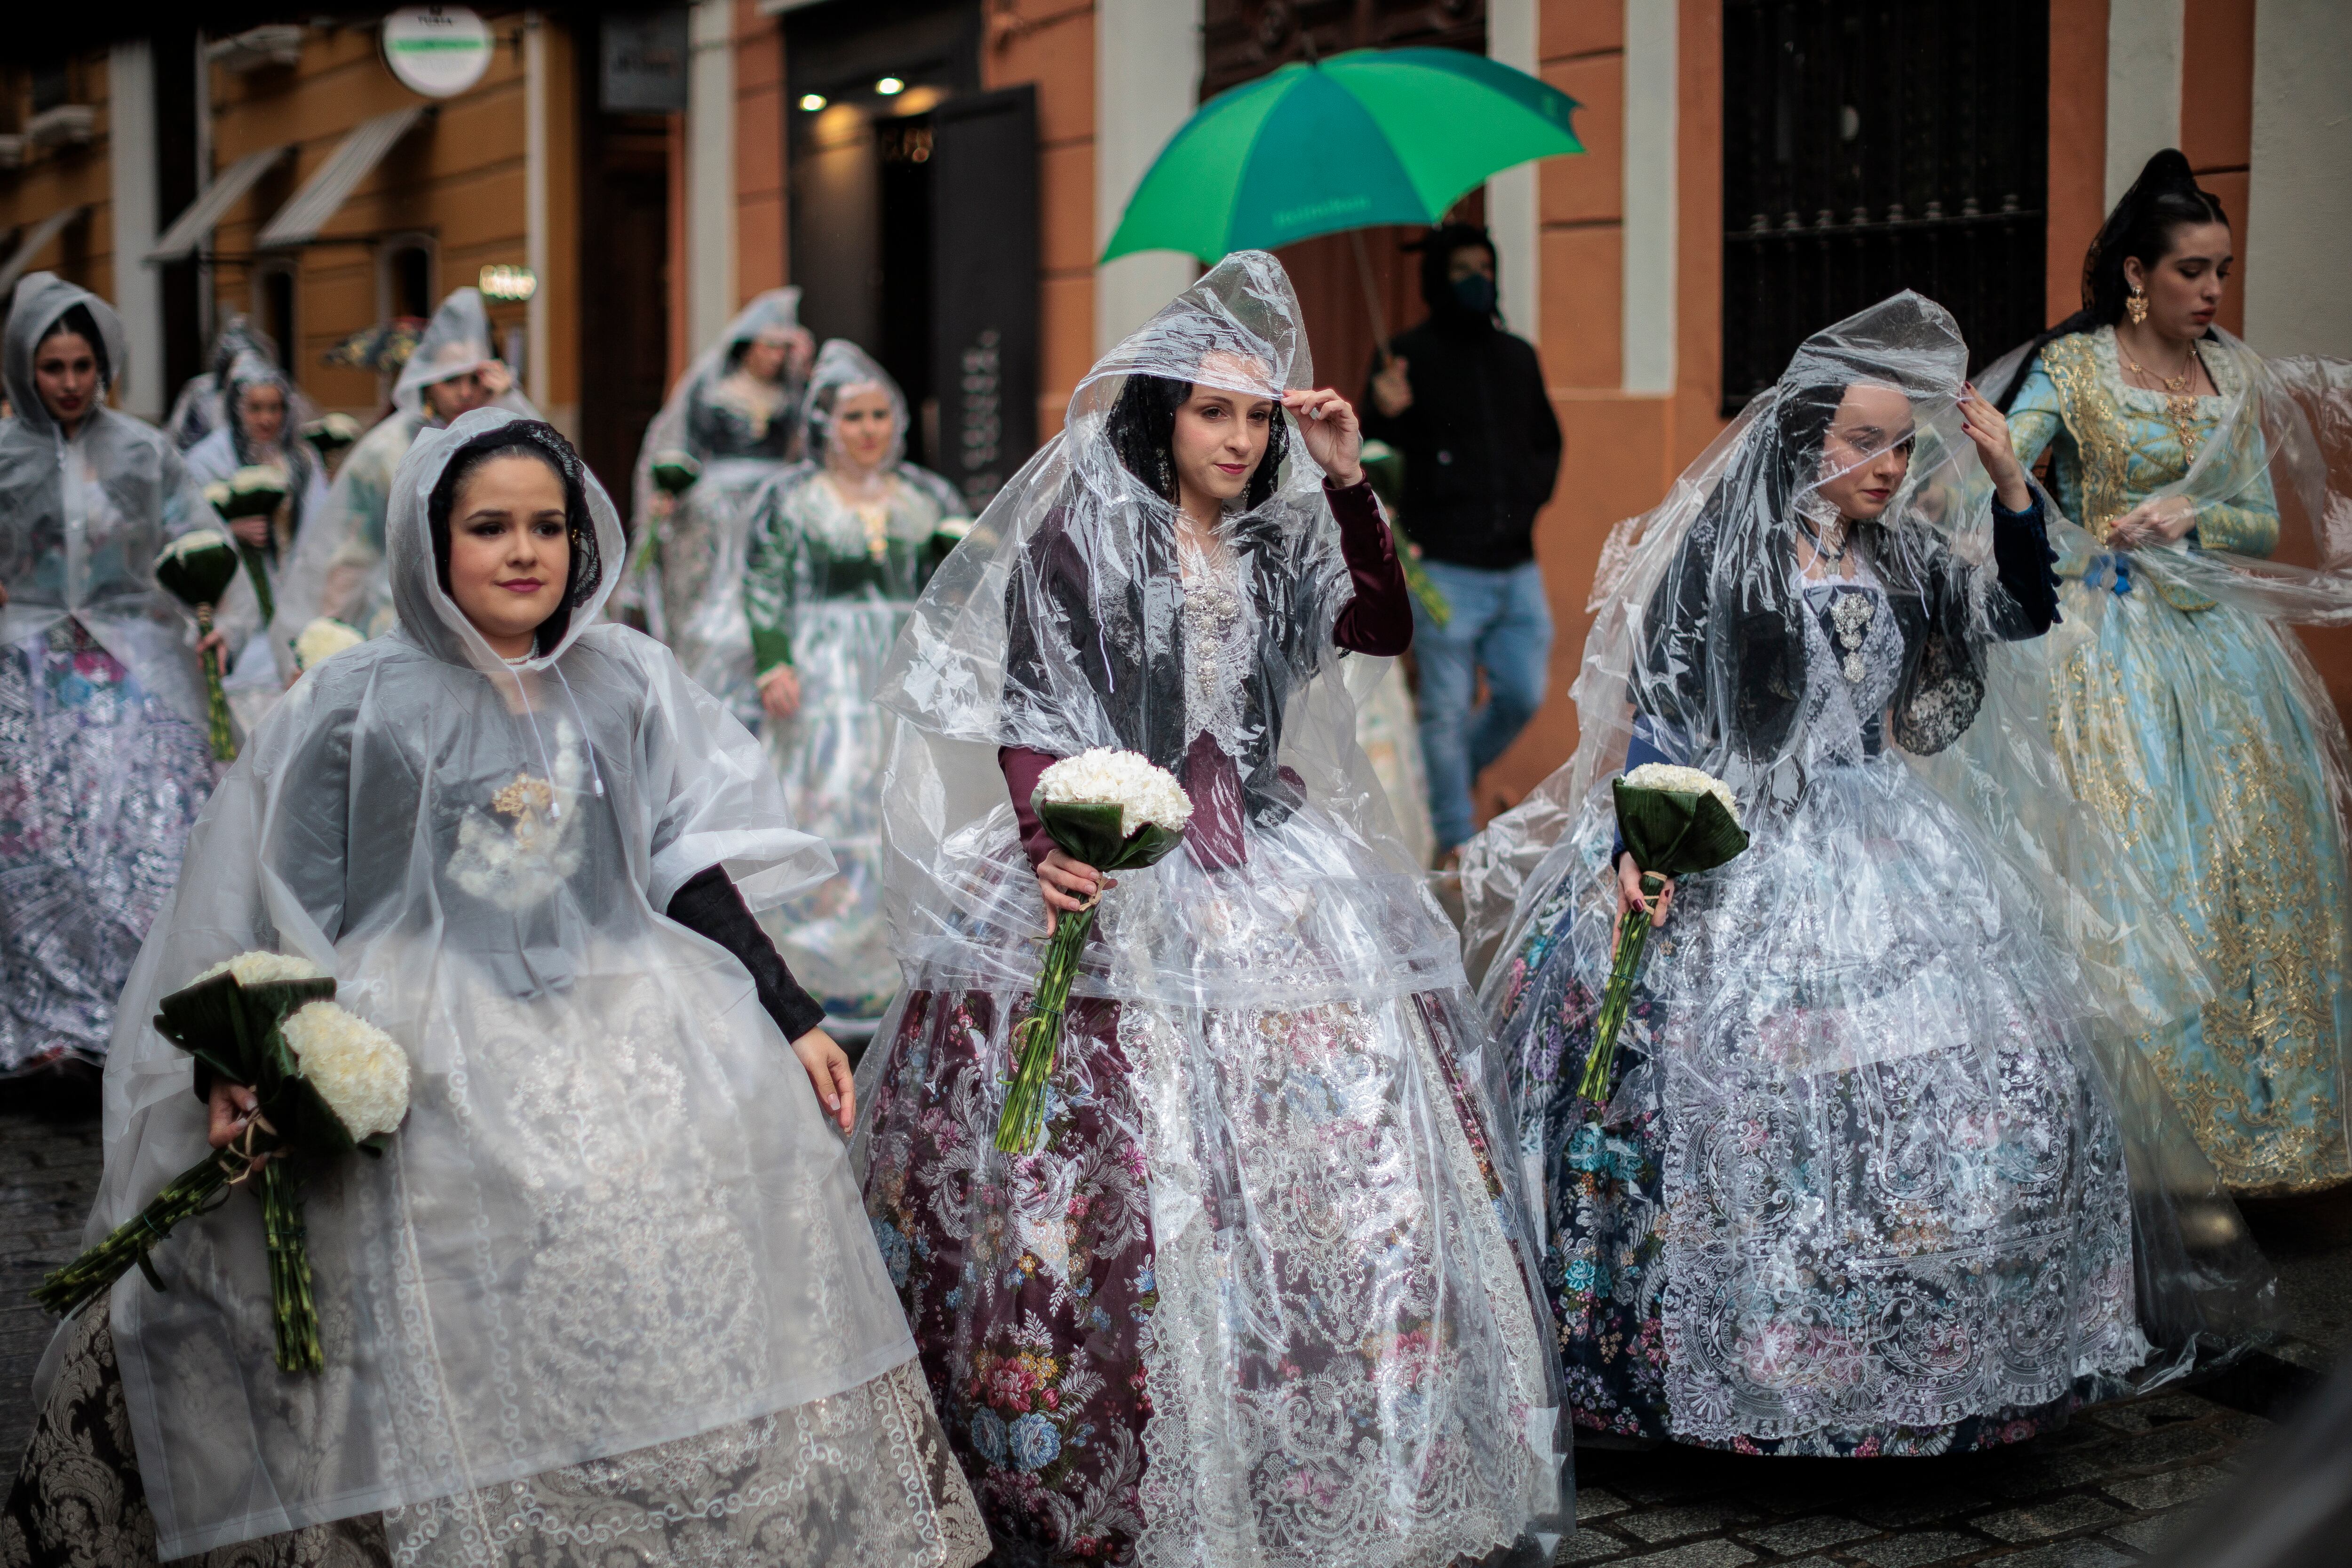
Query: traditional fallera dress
0 274 220 1078
853 253 1566 1567
5 408 988 1568
2002 324 2352 1196
741 340 968 1035
1464 293 2273 1457
623 289 807 716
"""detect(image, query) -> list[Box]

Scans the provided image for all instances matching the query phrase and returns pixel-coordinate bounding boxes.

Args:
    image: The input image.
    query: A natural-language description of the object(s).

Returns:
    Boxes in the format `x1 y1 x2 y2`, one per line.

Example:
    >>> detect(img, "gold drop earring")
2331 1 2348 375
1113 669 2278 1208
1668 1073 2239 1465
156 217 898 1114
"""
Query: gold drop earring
2126 283 2149 326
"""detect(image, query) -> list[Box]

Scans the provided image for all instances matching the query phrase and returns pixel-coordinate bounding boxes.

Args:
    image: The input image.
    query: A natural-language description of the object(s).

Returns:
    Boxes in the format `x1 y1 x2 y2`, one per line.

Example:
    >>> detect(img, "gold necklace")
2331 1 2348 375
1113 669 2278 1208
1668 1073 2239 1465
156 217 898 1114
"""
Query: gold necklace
2118 333 2205 462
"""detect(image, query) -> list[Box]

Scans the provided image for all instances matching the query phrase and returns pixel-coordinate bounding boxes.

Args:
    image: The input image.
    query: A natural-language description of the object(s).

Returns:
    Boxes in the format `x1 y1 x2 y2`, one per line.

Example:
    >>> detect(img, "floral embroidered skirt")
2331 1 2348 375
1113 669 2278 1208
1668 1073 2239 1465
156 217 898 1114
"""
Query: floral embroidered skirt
858 983 1563 1567
1488 758 2151 1456
4 1307 990 1568
0 622 214 1076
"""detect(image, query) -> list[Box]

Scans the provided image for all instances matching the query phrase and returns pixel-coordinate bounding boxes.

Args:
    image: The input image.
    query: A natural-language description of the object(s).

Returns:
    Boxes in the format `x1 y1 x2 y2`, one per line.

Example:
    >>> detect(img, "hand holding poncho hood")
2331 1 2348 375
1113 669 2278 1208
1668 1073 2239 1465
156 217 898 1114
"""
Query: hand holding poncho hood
854 254 1566 1565
68 406 950 1561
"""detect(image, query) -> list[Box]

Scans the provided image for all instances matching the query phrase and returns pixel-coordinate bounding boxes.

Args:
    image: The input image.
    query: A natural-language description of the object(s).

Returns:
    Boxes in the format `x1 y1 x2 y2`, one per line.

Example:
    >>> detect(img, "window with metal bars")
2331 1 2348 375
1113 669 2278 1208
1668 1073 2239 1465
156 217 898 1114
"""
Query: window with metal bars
1721 0 2049 413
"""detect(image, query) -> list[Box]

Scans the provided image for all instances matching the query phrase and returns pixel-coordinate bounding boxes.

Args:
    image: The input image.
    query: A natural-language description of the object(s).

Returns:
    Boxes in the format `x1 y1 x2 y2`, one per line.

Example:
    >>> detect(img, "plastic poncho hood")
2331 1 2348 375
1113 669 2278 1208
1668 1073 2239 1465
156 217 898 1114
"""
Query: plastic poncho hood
390 286 503 416
800 336 908 471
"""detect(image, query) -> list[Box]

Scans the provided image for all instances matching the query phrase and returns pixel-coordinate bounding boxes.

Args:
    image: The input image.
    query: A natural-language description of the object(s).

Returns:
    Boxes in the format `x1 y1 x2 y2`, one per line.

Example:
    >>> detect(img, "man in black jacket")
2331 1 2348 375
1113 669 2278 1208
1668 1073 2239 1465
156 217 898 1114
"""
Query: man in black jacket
1361 224 1562 859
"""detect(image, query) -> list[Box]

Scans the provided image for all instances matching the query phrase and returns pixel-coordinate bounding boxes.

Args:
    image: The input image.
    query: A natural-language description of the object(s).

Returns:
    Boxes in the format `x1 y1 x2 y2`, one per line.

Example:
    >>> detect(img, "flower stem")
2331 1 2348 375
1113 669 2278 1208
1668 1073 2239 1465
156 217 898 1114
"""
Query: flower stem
234 540 276 627
260 1161 322 1373
196 603 237 761
995 907 1098 1155
1576 872 1664 1108
30 1147 244 1316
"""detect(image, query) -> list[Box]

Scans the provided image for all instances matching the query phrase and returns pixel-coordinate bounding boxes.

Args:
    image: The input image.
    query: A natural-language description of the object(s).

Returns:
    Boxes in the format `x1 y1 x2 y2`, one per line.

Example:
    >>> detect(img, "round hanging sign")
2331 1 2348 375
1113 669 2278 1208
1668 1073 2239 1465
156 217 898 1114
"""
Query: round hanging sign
382 7 493 99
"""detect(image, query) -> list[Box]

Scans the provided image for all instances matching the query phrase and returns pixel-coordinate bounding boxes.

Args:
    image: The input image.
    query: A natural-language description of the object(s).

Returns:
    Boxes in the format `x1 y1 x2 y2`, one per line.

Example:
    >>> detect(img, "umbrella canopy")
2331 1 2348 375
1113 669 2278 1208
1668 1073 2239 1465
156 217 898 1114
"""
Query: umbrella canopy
1101 47 1582 264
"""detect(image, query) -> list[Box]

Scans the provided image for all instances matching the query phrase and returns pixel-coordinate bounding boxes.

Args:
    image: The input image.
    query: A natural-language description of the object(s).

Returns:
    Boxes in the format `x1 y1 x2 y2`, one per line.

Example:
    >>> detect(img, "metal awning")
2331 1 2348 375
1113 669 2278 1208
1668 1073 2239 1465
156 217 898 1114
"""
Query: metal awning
148 146 291 262
0 206 87 296
256 106 425 249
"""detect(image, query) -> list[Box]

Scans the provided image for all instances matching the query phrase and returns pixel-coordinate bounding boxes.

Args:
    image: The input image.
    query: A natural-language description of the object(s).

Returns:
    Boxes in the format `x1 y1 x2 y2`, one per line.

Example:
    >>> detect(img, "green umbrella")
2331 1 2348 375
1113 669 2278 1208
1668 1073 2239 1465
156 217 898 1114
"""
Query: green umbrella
1101 48 1582 264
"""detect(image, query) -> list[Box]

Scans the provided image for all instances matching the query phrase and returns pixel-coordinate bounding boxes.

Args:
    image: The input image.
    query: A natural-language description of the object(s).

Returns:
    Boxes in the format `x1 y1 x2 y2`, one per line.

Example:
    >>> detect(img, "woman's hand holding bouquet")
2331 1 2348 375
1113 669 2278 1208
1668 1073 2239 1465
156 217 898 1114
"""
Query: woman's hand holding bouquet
33 953 410 1373
1000 749 1192 1154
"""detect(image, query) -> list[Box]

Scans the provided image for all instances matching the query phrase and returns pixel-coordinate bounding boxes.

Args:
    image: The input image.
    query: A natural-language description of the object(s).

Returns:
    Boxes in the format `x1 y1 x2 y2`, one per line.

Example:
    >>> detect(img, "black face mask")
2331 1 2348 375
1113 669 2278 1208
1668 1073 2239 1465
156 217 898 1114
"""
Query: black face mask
1450 273 1498 318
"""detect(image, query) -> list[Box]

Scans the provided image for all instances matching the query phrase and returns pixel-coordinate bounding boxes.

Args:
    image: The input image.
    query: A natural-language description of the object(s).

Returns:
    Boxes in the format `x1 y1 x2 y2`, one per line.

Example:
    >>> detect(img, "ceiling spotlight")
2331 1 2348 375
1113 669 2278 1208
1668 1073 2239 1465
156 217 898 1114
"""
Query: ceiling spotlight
875 76 904 96
799 93 826 111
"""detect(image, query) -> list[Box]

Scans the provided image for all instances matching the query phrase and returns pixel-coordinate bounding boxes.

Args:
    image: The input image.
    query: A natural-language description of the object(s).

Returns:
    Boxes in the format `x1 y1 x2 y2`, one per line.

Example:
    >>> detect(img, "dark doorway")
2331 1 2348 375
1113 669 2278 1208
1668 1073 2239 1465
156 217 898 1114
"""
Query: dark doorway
577 24 674 512
387 244 433 322
785 0 987 472
1720 0 2050 410
930 86 1036 512
152 27 204 398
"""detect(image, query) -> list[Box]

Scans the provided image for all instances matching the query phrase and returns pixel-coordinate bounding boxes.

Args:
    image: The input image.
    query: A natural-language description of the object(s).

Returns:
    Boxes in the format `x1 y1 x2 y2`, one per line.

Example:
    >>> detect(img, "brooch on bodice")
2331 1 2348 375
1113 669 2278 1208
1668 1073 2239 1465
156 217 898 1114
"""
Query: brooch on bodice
1831 592 1874 685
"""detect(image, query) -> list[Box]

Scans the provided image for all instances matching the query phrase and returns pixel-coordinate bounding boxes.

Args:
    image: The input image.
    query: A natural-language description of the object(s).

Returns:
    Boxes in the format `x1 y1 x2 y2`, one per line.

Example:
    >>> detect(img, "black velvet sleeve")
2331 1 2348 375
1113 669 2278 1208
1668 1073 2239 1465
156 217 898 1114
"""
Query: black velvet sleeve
667 864 828 1043
1987 491 2061 639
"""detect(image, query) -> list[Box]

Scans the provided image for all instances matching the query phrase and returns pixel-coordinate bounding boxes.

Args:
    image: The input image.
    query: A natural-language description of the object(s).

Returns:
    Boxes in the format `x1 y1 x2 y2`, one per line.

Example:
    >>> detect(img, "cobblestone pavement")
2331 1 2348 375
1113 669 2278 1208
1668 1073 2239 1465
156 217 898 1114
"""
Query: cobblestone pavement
3 1096 2344 1565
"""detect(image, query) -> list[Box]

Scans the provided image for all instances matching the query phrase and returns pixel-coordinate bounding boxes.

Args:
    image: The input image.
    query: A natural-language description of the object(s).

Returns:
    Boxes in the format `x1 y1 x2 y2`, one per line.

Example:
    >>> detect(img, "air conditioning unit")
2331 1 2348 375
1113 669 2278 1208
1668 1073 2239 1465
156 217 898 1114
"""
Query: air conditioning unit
0 135 25 170
26 105 95 151
208 25 307 74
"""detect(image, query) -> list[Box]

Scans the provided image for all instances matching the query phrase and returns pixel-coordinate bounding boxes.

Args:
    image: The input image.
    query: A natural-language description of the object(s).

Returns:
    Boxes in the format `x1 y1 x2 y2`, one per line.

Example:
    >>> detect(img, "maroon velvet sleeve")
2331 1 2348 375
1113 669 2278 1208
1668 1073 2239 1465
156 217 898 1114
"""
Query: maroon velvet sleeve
1325 478 1413 656
999 745 1062 868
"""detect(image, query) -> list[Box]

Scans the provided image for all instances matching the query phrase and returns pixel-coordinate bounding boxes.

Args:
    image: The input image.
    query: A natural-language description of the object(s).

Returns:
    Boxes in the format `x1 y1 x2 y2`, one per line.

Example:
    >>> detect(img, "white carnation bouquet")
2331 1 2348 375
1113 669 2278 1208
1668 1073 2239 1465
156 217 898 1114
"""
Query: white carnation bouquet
34 952 411 1373
997 748 1192 1154
203 463 292 627
1575 763 1751 1111
293 616 365 672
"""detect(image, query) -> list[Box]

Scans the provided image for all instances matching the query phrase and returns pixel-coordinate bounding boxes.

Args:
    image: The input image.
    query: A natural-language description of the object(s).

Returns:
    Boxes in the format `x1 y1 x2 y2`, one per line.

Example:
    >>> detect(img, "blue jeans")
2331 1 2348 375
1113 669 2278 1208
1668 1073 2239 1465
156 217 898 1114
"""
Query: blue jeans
1412 559 1552 852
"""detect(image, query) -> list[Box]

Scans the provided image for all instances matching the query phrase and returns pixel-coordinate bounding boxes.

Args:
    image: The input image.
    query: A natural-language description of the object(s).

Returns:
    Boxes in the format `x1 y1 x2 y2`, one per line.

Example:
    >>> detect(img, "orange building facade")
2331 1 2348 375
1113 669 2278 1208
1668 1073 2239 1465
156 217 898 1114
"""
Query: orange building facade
4 0 2348 817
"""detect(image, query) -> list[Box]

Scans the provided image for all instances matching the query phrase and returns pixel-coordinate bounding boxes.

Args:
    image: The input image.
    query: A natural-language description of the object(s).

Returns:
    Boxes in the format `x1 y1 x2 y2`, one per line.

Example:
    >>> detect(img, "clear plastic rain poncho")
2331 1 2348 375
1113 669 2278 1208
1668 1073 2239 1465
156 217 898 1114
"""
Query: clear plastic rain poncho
0 273 222 1074
273 287 534 644
1460 292 2273 1452
739 339 966 1028
80 406 978 1563
621 288 806 708
1979 322 2352 1194
852 253 1566 1565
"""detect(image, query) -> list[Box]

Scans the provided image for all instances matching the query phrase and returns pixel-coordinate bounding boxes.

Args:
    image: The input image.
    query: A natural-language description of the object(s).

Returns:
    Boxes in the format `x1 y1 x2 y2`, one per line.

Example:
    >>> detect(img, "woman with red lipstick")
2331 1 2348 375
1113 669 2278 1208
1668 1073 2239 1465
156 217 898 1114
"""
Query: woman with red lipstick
0 273 221 1102
1992 150 2352 1198
851 253 1563 1564
1465 292 2271 1456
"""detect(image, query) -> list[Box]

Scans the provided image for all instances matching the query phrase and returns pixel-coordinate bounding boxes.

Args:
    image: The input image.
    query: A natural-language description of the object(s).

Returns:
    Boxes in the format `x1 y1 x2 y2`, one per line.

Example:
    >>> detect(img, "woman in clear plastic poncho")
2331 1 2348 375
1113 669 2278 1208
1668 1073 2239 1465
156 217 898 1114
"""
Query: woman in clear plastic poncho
1460 292 2273 1455
739 339 967 1036
6 407 988 1568
1982 150 2352 1199
187 349 330 727
273 286 534 644
621 288 811 707
853 253 1565 1565
0 273 221 1085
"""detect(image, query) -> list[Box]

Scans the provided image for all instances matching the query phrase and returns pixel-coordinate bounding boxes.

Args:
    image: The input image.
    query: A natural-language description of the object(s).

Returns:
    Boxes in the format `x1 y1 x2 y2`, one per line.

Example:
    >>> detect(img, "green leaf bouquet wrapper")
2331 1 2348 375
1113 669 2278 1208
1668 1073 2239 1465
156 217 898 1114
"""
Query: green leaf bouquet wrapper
1575 771 1751 1111
995 795 1189 1155
153 528 242 760
32 960 406 1374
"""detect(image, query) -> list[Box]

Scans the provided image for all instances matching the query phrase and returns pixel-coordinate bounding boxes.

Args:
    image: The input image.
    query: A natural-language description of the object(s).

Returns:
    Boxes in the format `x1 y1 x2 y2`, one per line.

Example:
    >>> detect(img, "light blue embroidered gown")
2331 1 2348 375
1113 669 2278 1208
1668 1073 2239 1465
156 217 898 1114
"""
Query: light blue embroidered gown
2008 325 2352 1195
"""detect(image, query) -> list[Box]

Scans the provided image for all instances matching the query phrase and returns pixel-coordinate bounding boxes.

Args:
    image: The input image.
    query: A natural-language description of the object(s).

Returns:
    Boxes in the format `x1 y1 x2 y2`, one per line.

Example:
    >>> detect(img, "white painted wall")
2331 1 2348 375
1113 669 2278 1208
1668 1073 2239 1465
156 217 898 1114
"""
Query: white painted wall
2104 0 2184 209
687 0 738 349
1621 0 1677 393
107 40 165 419
2245 0 2352 356
1094 0 1203 353
1486 0 1540 345
524 12 564 431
